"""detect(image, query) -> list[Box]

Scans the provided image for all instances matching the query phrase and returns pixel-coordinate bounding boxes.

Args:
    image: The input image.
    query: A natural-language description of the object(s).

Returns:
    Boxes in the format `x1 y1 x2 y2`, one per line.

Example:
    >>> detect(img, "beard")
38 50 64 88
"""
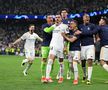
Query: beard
30 30 34 34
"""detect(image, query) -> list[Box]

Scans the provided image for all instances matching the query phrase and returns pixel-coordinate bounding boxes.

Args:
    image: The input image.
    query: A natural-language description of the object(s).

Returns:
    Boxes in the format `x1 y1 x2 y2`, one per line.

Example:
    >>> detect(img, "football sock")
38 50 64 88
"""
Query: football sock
46 59 53 79
59 62 64 78
82 60 86 77
69 62 74 73
41 62 46 77
24 63 32 73
103 64 108 72
73 62 78 80
87 67 93 81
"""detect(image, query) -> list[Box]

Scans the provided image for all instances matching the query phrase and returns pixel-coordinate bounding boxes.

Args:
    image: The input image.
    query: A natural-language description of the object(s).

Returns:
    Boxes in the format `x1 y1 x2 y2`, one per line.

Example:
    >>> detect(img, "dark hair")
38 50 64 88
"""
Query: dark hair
70 20 78 26
60 8 69 14
46 14 53 18
101 16 108 24
29 24 35 28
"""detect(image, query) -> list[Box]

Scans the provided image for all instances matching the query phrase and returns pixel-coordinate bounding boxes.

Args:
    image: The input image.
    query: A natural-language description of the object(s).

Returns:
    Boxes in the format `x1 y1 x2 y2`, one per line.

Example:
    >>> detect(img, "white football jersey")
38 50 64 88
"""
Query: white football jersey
21 32 41 50
50 23 69 49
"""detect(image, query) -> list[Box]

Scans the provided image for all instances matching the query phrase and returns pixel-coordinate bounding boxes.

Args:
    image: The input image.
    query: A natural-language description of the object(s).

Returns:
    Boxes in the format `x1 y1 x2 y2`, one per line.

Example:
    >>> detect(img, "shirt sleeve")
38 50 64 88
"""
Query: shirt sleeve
21 33 27 40
35 34 43 41
62 25 69 34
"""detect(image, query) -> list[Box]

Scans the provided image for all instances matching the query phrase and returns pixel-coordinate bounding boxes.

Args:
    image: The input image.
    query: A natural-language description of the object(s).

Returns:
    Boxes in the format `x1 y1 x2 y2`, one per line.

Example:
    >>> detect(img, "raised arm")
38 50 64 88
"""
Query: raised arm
44 24 56 33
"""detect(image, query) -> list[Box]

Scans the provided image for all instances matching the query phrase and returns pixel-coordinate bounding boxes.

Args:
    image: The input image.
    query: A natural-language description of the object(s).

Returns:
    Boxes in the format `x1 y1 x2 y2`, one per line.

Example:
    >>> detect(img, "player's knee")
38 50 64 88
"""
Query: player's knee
100 60 105 66
88 59 93 66
42 58 47 63
47 59 53 65
28 57 34 62
49 54 55 60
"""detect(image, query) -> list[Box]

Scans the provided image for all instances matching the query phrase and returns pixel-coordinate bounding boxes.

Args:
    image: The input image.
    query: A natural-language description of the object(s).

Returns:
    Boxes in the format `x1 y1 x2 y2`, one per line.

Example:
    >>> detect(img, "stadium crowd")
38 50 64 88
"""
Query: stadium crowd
0 0 107 14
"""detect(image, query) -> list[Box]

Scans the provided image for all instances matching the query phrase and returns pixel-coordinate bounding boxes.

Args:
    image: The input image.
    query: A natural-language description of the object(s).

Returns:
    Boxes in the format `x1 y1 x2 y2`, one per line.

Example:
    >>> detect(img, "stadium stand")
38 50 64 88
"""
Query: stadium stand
0 0 107 14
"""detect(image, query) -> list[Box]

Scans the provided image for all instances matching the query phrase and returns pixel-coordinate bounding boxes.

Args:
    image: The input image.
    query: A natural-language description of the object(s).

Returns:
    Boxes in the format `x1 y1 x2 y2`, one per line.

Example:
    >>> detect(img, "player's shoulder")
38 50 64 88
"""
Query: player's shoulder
33 32 38 36
23 32 29 35
42 23 47 27
61 23 68 28
42 23 50 29
78 24 83 28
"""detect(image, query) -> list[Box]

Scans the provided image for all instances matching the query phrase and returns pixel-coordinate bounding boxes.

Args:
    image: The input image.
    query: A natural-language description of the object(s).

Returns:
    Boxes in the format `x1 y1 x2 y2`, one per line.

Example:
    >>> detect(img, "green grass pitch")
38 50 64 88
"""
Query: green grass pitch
0 55 108 90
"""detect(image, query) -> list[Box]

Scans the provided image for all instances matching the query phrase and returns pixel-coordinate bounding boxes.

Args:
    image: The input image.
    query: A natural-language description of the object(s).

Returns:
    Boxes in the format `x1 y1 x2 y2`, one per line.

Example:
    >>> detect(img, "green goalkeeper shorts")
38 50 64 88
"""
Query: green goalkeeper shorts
41 46 50 58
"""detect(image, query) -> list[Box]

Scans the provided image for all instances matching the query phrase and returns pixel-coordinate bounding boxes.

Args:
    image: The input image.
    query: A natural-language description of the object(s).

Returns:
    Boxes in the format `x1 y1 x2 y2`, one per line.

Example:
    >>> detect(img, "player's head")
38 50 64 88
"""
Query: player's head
99 16 108 26
69 20 78 30
29 24 35 34
83 14 90 24
55 12 62 24
46 15 53 24
60 8 68 19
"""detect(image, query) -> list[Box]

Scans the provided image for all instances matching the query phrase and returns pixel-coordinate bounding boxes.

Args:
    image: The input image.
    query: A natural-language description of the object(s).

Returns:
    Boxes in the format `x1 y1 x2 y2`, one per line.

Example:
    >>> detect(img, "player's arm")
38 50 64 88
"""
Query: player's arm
13 33 26 45
62 32 77 43
95 33 100 42
44 24 56 33
36 35 43 42
13 38 22 45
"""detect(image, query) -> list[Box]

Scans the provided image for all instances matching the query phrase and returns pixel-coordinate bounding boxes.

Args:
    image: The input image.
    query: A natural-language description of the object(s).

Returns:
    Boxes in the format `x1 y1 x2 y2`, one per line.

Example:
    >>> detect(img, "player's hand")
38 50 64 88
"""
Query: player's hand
74 30 82 35
9 43 14 47
96 37 100 42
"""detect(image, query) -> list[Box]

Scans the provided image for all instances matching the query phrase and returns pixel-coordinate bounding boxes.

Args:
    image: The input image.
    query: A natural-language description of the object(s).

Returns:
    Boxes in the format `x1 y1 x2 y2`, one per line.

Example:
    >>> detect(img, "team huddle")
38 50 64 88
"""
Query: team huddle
12 9 108 85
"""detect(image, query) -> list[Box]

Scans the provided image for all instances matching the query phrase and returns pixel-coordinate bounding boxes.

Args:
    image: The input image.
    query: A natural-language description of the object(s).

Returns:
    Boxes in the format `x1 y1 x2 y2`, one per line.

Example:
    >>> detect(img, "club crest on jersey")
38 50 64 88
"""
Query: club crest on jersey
87 27 90 30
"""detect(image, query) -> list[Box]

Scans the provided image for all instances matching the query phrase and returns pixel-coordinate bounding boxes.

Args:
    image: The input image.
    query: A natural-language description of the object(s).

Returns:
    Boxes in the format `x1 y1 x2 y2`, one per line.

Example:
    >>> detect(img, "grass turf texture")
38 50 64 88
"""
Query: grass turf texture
0 55 108 90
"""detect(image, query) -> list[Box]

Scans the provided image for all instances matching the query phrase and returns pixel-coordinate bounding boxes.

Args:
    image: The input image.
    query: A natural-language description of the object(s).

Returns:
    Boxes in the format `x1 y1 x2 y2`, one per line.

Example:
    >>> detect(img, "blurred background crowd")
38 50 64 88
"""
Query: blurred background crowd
0 0 107 14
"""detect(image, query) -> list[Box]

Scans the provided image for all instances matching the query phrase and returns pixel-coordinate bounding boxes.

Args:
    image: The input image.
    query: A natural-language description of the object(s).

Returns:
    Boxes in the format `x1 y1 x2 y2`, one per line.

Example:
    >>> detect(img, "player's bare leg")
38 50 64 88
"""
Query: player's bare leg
100 60 108 72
